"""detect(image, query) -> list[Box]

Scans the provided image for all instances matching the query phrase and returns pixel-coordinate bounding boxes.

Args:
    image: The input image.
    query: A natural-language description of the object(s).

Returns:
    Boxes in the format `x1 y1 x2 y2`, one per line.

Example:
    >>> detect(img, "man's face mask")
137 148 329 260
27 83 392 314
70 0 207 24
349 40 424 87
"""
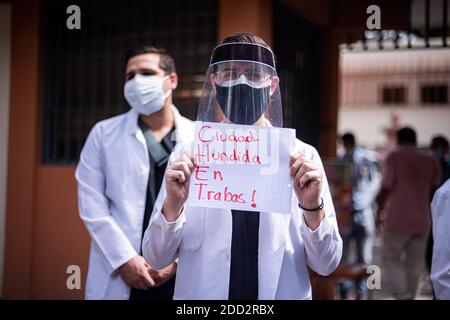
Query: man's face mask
215 74 270 125
124 74 171 116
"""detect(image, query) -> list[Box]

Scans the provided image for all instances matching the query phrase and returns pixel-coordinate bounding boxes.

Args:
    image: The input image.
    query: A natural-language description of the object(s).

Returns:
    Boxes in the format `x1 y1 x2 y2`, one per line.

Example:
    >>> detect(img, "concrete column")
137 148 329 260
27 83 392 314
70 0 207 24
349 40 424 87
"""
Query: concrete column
218 0 273 45
0 2 11 298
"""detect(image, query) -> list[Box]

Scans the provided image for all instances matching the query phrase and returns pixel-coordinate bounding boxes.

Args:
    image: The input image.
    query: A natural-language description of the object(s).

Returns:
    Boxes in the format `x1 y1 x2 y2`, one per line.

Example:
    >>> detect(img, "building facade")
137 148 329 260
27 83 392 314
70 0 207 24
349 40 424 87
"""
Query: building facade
339 48 450 149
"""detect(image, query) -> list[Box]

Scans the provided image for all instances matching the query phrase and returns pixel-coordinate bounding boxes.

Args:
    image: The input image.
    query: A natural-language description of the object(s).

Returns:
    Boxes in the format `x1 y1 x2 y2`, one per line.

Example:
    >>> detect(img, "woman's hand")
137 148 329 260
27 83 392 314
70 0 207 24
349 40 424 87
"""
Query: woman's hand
290 152 325 230
290 152 322 209
162 153 196 222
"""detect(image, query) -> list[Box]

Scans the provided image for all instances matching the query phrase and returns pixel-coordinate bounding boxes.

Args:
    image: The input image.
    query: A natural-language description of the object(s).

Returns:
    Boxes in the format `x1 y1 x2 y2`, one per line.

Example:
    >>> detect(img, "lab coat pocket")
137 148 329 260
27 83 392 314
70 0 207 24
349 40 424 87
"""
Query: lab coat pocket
180 207 205 251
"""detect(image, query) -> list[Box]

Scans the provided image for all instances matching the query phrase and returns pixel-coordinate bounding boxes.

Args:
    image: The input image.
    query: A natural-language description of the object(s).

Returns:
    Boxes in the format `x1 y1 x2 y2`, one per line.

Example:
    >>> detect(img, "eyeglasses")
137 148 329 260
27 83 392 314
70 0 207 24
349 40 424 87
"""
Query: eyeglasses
215 67 271 84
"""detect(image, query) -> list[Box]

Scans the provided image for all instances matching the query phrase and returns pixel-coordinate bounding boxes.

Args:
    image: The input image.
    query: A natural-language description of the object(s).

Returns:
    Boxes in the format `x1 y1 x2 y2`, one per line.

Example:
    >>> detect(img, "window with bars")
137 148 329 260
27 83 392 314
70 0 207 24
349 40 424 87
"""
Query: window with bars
41 0 217 164
421 83 449 104
381 86 407 105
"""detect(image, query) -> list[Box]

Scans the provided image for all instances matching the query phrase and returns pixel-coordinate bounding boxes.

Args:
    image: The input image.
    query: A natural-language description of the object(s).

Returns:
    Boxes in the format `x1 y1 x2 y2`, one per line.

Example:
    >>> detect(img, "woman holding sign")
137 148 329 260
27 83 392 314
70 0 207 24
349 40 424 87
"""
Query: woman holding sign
142 33 342 300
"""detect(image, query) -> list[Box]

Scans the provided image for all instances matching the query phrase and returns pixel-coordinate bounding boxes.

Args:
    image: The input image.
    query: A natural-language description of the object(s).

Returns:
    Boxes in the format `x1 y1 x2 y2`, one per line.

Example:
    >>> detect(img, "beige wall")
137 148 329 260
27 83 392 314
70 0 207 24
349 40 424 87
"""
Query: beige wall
0 2 11 298
338 107 450 149
340 49 450 107
338 49 450 149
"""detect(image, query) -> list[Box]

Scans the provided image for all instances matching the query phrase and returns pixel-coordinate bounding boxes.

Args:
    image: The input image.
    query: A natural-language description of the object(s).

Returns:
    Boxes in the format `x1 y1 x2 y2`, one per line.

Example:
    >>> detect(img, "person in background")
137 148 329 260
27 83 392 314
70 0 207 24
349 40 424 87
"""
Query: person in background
376 127 441 300
430 178 450 299
338 133 381 300
76 45 194 300
430 135 450 185
426 135 450 286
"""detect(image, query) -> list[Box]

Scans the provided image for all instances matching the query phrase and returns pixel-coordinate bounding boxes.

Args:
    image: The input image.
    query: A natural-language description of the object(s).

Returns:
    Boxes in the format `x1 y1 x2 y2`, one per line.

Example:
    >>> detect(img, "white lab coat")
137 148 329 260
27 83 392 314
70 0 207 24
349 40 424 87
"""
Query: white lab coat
142 139 343 300
75 106 194 300
431 178 450 300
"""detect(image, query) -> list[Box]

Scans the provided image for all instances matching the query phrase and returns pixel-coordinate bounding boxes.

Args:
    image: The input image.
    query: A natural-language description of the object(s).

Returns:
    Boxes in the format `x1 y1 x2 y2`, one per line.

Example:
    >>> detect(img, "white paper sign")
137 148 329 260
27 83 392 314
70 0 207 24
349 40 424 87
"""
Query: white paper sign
187 121 296 214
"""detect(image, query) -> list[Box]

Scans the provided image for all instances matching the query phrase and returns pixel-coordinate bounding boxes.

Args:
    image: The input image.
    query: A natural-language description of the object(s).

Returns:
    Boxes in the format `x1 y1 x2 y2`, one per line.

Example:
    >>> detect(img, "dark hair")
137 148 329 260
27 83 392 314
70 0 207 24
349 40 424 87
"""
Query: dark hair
125 45 176 74
221 32 270 48
341 132 356 145
431 135 449 152
396 127 417 145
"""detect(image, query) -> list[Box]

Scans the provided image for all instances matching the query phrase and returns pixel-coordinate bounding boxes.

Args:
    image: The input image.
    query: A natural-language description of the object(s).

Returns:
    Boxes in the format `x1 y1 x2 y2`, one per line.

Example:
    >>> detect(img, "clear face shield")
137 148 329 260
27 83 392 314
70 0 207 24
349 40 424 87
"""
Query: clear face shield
197 42 283 127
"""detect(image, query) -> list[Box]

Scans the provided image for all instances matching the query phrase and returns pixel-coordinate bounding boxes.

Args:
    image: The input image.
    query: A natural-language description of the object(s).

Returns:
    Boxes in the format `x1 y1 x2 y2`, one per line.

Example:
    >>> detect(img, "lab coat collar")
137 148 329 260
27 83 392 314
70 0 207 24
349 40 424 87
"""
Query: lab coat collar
125 105 185 137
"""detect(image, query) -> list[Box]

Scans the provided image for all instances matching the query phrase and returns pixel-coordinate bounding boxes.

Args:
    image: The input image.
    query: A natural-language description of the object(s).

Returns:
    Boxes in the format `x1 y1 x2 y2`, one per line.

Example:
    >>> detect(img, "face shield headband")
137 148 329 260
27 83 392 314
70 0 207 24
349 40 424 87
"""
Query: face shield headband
209 42 276 71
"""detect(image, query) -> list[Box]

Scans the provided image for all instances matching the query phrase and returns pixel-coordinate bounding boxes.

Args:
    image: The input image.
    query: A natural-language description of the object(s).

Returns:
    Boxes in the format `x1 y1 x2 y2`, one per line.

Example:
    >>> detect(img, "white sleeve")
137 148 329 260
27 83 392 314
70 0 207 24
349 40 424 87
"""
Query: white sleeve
142 143 194 269
142 176 185 270
431 184 450 299
298 147 343 276
75 124 137 274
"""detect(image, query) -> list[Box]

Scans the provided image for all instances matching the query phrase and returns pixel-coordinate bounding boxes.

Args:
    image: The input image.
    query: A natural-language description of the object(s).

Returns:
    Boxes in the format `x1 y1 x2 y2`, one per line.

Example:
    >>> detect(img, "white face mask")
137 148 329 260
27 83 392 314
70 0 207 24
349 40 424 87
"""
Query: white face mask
124 74 171 116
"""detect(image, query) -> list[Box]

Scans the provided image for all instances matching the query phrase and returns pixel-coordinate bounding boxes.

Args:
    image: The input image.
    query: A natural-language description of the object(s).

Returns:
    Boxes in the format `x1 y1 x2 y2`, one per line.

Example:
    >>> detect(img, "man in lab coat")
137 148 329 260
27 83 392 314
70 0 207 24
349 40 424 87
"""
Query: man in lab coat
142 33 342 300
431 178 450 299
76 45 194 300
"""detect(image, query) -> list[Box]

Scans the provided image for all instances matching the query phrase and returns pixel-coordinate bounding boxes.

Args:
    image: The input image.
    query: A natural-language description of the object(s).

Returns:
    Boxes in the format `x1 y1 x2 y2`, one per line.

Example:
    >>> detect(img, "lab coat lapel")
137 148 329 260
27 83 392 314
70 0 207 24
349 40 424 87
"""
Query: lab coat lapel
258 212 291 299
124 109 150 175
126 105 194 166
172 105 195 145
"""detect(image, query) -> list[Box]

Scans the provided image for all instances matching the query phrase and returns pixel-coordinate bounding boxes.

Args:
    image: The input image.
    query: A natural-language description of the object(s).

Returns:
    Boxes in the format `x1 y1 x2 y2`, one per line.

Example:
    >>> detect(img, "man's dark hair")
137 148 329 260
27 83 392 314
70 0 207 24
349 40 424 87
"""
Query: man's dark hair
396 127 417 145
125 45 176 74
341 132 356 145
221 32 270 48
430 135 449 153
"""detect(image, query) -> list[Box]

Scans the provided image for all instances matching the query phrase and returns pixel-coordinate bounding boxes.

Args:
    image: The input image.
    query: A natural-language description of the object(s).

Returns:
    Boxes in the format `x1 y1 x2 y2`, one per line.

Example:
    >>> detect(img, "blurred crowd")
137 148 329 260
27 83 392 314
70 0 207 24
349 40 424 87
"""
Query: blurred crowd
331 128 449 300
